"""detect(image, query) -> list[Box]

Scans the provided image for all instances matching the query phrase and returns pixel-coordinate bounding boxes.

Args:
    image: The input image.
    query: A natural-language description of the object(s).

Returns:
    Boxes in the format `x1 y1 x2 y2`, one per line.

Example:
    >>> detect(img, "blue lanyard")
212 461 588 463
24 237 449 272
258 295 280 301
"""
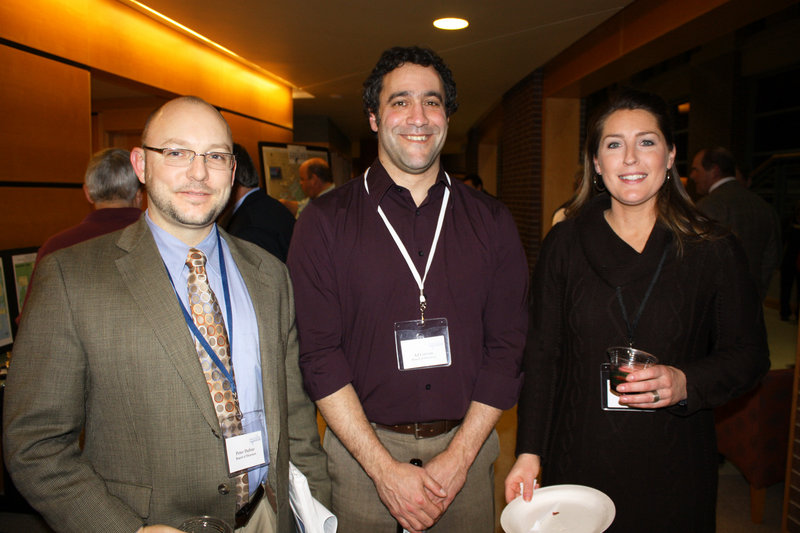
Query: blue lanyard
166 231 237 395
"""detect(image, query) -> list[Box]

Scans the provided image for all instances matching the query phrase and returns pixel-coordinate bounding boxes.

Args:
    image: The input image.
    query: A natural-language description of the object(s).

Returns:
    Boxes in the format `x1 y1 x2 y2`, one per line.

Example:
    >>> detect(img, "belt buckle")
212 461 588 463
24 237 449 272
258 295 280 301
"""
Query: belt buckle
414 422 424 439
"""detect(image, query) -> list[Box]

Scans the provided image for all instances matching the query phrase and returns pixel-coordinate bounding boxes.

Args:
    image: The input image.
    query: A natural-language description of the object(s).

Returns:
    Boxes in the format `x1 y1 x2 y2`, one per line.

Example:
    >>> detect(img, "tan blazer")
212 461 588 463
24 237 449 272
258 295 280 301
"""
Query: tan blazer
3 218 330 532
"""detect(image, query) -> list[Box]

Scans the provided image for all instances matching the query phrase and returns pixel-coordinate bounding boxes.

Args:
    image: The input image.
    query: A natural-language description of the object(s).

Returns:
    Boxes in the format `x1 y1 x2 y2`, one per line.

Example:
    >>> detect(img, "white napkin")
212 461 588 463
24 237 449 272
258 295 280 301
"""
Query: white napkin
288 461 337 533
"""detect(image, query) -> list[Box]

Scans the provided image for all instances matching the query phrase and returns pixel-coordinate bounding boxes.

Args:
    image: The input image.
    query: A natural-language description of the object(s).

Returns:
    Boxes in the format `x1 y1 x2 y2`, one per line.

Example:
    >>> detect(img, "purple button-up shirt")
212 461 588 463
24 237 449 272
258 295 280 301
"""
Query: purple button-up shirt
287 160 528 425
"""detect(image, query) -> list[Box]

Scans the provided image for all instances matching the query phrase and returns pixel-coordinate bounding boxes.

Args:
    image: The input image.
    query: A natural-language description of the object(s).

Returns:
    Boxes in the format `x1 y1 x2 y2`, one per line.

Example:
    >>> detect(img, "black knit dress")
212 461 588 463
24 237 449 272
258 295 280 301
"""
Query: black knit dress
516 194 769 532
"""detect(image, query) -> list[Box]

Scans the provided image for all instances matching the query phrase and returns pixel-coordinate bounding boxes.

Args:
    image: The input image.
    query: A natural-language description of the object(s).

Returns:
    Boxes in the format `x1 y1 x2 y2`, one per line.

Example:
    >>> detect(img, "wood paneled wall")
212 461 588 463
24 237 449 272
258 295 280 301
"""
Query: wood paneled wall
0 45 92 250
0 0 295 251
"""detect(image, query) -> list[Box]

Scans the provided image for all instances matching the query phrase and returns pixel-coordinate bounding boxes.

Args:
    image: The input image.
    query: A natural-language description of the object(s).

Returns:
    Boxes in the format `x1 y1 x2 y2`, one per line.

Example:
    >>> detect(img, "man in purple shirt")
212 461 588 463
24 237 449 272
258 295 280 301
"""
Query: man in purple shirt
24 148 142 315
36 148 143 263
288 46 528 532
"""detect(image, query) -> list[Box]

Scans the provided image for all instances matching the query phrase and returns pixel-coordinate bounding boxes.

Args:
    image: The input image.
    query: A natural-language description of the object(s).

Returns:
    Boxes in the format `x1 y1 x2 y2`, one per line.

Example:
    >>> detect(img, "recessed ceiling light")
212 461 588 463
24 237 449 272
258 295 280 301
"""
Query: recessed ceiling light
433 18 469 30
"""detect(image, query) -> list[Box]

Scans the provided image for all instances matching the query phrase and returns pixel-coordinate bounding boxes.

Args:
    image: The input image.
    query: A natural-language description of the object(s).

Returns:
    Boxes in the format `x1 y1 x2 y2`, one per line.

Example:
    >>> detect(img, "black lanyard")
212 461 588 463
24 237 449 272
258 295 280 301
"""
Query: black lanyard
615 249 668 347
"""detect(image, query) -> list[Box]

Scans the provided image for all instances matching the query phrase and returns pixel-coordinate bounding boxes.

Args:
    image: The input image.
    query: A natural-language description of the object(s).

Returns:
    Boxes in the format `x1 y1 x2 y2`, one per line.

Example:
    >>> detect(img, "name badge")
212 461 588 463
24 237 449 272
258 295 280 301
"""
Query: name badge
225 431 267 475
600 363 654 412
394 318 452 371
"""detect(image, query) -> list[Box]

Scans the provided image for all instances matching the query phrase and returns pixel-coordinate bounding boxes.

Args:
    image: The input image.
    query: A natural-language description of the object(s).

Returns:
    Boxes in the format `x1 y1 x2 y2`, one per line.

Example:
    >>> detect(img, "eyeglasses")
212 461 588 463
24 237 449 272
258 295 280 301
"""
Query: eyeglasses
143 146 235 170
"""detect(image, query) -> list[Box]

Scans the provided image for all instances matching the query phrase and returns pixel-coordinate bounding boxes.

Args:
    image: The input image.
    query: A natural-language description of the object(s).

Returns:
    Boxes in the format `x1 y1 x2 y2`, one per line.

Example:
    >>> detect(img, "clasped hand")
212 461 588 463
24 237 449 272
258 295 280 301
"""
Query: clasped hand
375 459 446 532
376 449 470 532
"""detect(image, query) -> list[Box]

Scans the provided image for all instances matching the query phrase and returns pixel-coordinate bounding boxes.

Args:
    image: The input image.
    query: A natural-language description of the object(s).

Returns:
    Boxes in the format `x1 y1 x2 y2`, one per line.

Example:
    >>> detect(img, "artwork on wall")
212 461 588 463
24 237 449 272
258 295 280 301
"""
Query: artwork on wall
12 252 36 313
0 247 38 349
258 142 330 200
0 261 12 347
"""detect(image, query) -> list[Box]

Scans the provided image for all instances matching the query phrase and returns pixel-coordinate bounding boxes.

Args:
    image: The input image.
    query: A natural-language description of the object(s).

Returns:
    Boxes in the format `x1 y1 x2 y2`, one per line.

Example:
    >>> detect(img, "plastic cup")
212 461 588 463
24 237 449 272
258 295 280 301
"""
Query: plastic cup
178 516 233 533
607 347 658 393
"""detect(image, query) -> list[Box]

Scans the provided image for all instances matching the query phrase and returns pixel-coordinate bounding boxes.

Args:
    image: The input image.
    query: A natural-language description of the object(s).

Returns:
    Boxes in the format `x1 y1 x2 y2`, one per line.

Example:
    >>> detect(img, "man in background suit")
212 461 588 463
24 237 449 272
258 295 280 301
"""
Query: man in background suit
279 158 334 218
690 146 781 300
225 144 295 262
3 96 329 532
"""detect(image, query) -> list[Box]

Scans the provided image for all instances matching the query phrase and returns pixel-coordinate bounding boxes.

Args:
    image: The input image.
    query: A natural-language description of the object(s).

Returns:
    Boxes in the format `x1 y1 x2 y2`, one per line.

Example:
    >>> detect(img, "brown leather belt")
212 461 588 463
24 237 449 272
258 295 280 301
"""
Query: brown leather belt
375 419 463 439
235 482 277 528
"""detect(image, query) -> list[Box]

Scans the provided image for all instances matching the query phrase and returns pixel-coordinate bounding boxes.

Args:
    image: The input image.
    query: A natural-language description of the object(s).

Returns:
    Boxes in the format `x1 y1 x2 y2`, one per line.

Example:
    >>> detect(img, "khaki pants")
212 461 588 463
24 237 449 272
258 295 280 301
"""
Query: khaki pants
324 425 499 532
236 493 277 533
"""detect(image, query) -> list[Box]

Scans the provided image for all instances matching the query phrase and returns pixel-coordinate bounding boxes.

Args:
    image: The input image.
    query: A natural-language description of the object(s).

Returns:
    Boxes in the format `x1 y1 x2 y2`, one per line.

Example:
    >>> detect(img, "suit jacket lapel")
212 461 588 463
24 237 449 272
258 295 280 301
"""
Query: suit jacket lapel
114 219 220 431
223 232 283 468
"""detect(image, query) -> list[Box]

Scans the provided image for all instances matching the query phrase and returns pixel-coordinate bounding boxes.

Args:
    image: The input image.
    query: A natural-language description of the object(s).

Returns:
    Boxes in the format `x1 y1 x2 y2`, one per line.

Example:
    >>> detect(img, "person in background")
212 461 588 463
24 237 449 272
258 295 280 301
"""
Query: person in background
689 146 781 301
19 148 143 321
280 157 334 218
225 143 295 262
505 88 768 532
3 96 329 532
35 147 142 264
288 45 528 533
461 173 484 192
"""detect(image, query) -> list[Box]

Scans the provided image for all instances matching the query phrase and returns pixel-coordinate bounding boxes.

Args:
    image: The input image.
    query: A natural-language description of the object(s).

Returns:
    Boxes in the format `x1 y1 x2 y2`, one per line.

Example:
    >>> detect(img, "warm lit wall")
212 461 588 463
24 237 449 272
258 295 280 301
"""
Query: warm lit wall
222 111 293 183
0 44 93 249
542 98 581 236
0 0 292 126
0 0 294 251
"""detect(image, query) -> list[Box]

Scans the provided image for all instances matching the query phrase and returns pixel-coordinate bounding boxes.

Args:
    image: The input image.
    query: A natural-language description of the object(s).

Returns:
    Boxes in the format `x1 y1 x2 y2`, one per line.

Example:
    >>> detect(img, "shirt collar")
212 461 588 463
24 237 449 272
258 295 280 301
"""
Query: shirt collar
363 158 450 209
709 176 737 193
232 188 259 214
144 210 221 281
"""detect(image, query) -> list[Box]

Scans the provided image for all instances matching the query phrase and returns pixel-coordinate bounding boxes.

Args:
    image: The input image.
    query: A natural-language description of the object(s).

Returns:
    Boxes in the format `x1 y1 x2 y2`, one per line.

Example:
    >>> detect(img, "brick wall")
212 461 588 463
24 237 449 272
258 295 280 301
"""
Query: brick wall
499 69 543 272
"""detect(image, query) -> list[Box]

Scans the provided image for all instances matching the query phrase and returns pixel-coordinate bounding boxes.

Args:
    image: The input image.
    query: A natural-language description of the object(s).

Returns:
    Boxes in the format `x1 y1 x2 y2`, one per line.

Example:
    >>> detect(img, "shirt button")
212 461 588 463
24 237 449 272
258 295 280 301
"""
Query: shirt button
425 384 431 390
418 250 424 257
416 209 421 216
218 483 230 495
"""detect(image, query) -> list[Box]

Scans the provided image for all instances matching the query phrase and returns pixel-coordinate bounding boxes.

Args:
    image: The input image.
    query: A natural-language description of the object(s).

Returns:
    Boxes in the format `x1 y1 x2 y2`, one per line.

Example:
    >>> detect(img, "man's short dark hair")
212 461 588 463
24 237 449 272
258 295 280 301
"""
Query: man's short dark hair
362 46 458 122
233 143 260 188
701 147 737 178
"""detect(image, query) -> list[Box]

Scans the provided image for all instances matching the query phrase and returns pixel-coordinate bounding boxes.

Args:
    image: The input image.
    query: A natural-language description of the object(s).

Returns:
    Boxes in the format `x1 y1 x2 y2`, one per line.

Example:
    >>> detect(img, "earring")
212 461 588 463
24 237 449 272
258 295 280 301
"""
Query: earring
666 169 671 181
593 174 606 192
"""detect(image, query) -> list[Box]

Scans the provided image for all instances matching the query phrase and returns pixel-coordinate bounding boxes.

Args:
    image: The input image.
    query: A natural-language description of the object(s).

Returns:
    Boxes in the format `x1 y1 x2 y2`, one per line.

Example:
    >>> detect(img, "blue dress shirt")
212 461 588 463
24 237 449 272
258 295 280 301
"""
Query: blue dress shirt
145 212 268 491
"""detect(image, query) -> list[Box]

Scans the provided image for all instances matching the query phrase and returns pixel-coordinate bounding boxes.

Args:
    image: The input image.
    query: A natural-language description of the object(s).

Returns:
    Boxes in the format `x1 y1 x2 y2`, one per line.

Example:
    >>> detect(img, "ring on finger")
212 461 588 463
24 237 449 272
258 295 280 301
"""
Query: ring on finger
652 389 660 403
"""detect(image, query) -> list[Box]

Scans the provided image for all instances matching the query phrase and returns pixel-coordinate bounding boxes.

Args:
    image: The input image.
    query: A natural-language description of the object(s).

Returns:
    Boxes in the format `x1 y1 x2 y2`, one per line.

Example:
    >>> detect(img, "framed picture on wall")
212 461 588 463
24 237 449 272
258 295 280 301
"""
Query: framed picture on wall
12 252 36 313
0 261 12 347
0 247 38 350
258 142 330 200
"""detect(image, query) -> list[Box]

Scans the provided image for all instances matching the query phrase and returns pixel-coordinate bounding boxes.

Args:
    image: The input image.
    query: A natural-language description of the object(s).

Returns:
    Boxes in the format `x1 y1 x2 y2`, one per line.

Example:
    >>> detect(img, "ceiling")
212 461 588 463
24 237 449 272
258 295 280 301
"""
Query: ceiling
117 0 634 151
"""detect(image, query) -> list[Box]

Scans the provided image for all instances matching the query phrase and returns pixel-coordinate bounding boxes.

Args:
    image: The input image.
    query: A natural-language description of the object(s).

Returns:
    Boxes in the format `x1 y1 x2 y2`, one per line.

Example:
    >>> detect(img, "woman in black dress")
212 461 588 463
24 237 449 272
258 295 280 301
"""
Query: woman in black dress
504 89 769 532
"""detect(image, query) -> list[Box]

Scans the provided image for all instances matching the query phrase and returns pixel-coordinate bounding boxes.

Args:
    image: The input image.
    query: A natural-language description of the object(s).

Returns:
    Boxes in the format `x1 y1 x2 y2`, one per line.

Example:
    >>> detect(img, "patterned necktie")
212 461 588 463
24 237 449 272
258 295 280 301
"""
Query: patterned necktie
186 248 249 509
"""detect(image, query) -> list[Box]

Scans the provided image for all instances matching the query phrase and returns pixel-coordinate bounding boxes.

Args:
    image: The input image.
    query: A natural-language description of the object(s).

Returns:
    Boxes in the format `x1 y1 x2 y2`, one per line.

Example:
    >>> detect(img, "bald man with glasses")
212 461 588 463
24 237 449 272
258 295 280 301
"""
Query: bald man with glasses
3 96 330 533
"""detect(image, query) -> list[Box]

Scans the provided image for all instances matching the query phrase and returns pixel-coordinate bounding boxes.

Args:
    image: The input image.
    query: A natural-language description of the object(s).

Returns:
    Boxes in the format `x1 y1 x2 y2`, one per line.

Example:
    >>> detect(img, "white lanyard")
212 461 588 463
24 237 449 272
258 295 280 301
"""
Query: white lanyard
364 168 450 320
